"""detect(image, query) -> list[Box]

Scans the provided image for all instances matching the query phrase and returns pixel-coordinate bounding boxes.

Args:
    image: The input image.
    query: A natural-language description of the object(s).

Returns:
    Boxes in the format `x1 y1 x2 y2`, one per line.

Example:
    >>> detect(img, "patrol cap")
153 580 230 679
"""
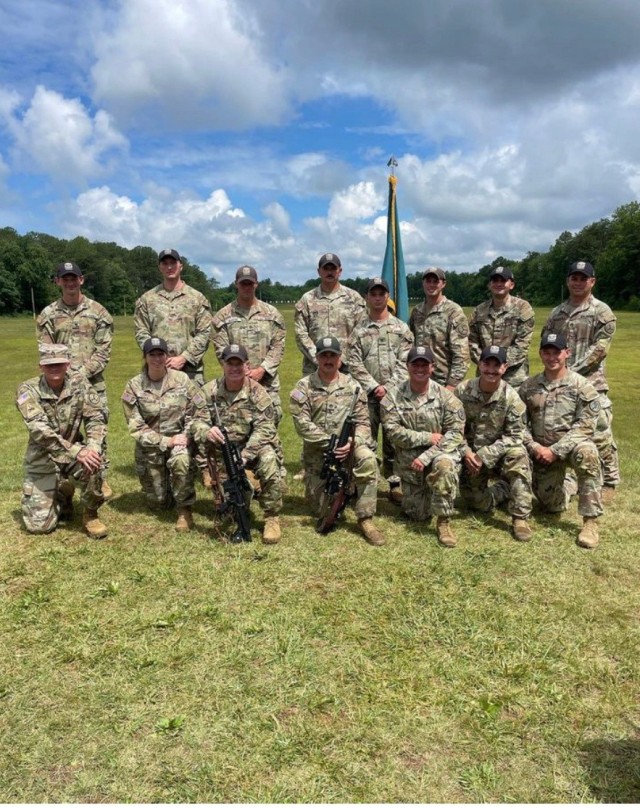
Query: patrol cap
158 248 181 262
407 346 435 364
315 336 341 355
366 277 389 293
143 337 169 355
540 333 568 350
56 261 82 277
221 343 249 362
39 343 71 365
489 266 514 281
480 345 508 363
568 260 594 277
318 252 341 268
235 265 258 282
422 266 446 281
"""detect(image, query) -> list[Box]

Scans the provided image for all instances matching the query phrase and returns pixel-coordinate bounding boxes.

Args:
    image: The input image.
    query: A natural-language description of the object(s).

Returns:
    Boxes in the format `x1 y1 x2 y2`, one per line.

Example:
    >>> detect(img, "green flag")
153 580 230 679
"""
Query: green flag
381 173 408 321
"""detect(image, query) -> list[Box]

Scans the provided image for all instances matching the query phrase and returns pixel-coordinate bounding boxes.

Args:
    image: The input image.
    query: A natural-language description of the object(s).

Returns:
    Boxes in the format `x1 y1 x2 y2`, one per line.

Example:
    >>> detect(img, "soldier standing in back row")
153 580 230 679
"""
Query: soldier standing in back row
294 252 366 375
409 267 469 389
134 248 213 385
542 261 619 502
519 333 603 549
211 265 286 423
37 261 114 499
347 277 413 501
468 266 535 388
16 344 108 539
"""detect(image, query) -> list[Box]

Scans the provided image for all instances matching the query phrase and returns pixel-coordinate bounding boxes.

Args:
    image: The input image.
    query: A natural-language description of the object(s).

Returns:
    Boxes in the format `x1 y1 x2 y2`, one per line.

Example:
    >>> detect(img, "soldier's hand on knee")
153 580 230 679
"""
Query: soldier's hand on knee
411 457 426 473
77 447 103 474
169 433 188 448
464 452 483 476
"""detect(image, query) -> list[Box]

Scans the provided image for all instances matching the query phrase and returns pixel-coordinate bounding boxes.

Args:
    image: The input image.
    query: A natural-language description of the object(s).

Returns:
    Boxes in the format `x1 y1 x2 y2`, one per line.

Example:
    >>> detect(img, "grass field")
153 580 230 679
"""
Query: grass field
1 307 639 803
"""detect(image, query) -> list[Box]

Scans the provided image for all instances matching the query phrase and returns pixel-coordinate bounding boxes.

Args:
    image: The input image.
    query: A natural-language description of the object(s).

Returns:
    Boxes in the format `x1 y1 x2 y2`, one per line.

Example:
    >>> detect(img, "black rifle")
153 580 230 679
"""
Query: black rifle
316 389 360 534
209 402 253 543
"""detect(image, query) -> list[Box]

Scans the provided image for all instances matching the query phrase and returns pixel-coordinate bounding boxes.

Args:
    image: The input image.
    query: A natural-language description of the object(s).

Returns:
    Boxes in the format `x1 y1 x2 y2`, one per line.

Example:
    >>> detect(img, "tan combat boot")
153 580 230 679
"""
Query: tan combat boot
512 518 533 542
436 516 457 548
358 518 386 546
176 507 193 532
202 468 213 490
576 517 599 549
263 516 281 544
83 509 108 539
293 469 305 482
101 480 113 501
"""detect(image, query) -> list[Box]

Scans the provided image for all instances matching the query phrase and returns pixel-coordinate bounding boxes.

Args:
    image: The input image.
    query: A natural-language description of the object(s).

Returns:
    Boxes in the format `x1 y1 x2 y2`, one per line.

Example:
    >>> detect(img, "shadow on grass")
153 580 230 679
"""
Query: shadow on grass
580 737 640 802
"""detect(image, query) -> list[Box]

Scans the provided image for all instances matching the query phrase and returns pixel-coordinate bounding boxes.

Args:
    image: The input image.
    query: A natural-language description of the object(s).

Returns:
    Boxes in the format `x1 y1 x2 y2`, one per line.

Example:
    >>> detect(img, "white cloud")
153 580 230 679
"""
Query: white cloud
92 0 289 129
0 85 127 184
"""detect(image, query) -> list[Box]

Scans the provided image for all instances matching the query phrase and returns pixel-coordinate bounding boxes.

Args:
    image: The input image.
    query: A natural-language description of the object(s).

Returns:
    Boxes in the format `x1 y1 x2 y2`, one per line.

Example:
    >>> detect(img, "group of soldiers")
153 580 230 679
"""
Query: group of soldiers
16 249 618 550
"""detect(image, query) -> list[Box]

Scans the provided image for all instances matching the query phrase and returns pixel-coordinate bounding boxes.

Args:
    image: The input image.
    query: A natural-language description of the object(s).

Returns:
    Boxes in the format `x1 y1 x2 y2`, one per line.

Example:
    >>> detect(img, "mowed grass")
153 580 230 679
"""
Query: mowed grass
0 307 639 803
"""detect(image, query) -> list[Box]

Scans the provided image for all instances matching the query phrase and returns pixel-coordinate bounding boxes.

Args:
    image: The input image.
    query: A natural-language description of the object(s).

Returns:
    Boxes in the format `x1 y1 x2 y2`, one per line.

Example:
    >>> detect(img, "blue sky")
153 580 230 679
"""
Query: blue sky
1 0 640 285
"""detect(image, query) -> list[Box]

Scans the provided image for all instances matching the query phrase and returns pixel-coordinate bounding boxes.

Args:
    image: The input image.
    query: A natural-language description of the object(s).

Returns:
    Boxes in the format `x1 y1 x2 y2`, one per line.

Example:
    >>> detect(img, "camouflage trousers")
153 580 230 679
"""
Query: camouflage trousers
22 455 104 534
135 443 196 509
461 447 532 519
95 385 110 476
399 453 460 521
532 440 603 517
368 396 396 480
593 393 619 487
305 444 379 520
209 447 283 516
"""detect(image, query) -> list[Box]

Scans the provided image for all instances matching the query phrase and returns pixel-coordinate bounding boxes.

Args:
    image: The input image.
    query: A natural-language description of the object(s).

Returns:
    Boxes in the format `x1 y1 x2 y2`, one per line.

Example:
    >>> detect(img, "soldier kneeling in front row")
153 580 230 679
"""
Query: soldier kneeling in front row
16 344 107 539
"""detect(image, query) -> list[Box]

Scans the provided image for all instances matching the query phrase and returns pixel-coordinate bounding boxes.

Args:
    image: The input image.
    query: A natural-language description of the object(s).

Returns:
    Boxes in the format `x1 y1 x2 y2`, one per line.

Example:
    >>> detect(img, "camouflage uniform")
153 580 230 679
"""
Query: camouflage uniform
211 299 286 422
468 297 535 387
519 370 603 517
16 372 106 533
37 296 113 467
347 314 414 478
409 298 470 386
380 380 465 520
294 285 366 375
289 371 378 519
543 296 618 486
455 378 532 518
134 283 213 384
122 369 208 509
196 378 283 516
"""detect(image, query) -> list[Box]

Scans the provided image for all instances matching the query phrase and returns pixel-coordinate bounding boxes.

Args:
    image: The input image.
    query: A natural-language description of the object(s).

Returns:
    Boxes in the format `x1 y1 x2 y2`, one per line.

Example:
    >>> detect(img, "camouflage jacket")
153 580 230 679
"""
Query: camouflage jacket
409 297 470 386
16 372 106 466
519 370 601 459
454 378 527 469
198 377 278 463
36 297 113 392
294 284 366 373
468 296 535 386
347 313 413 394
380 380 466 475
134 283 213 375
211 300 286 392
542 295 615 392
121 369 208 451
289 371 371 456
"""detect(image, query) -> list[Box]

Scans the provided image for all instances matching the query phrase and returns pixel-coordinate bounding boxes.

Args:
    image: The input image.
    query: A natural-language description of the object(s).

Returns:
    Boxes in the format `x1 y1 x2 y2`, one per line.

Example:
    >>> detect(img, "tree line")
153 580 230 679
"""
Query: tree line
2 201 639 316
